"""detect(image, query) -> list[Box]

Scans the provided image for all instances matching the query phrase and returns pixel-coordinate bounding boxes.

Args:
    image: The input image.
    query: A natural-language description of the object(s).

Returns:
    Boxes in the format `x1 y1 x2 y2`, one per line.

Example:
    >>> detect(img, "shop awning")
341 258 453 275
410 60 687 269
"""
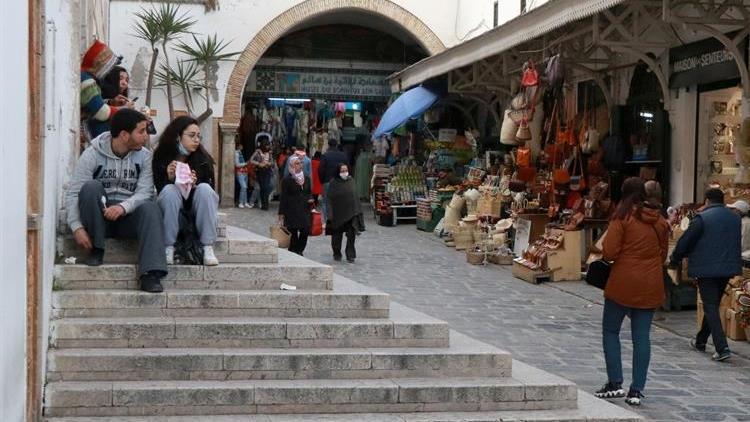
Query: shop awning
388 0 627 90
372 86 438 139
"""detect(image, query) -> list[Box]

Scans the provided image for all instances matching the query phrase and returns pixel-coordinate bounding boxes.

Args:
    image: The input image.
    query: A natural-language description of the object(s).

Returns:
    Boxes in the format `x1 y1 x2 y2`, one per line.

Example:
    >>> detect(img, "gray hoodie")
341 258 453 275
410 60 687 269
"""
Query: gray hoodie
66 131 155 232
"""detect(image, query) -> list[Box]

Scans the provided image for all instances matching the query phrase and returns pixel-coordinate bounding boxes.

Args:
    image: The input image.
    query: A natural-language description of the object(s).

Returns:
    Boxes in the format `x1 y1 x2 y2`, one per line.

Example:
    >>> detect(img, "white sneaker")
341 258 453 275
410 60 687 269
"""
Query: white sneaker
165 246 175 265
203 245 219 266
248 203 256 209
238 203 245 208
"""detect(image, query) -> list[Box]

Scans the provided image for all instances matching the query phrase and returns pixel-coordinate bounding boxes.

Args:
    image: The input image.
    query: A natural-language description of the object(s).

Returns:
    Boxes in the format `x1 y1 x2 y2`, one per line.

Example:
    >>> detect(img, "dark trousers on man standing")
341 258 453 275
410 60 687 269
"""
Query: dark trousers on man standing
257 170 272 210
78 180 167 276
331 220 356 261
696 277 730 353
288 227 309 256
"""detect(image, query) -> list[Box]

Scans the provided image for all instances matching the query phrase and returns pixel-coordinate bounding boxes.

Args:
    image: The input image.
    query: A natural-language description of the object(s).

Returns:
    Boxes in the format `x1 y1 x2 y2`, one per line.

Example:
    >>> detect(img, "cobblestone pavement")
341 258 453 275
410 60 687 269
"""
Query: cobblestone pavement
226 204 750 422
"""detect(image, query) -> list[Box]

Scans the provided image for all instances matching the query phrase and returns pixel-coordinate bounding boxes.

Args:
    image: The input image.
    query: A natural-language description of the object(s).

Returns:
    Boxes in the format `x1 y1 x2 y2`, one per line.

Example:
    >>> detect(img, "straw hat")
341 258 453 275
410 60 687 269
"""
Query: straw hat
495 218 514 231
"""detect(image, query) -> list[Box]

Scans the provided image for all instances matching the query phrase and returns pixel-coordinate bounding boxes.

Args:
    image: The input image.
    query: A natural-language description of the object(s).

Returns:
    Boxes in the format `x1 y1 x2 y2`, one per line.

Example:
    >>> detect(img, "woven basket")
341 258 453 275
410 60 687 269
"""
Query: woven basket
487 251 513 265
466 248 486 265
454 230 474 250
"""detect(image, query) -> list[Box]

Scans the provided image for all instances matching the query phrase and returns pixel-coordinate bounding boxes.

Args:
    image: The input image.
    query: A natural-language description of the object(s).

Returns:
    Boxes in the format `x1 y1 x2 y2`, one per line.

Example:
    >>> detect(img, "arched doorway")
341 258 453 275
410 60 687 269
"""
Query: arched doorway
217 0 445 204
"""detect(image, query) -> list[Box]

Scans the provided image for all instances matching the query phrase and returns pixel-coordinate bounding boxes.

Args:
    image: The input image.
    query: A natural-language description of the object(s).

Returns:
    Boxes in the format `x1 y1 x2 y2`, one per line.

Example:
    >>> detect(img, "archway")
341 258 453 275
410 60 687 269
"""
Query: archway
222 0 446 125
218 0 446 204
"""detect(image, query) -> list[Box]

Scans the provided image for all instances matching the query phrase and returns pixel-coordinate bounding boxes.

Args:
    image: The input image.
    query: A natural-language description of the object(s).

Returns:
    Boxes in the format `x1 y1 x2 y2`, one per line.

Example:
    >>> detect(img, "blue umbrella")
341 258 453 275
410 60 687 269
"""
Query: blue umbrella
372 86 438 139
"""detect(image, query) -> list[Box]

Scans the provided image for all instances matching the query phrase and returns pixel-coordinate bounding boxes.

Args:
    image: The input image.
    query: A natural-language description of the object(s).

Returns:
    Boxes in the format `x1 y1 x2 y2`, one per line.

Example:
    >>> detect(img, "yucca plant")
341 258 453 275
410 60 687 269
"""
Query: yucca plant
152 2 195 119
176 33 240 122
131 7 161 107
154 60 202 116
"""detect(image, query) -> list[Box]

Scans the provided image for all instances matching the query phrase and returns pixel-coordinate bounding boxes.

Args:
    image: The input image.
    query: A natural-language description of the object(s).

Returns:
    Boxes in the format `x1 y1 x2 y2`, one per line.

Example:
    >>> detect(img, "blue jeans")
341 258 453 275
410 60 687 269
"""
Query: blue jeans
696 277 730 353
602 298 655 392
321 182 330 223
236 173 248 205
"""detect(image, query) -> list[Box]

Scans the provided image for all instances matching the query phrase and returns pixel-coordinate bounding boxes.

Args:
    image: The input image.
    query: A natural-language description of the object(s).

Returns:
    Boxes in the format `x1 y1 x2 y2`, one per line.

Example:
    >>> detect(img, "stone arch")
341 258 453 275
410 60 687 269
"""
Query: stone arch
221 0 446 125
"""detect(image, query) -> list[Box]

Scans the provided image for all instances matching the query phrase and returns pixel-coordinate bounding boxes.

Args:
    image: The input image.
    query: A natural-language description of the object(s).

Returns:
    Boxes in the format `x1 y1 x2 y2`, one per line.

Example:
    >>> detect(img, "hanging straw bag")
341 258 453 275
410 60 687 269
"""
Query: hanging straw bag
269 225 291 248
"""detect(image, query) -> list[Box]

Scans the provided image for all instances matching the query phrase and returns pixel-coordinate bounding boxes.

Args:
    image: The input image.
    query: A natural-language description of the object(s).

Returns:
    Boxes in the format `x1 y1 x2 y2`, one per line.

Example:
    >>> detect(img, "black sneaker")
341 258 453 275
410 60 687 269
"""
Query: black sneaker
140 272 164 293
333 255 342 262
712 349 731 362
85 248 104 266
594 382 625 399
690 339 706 353
625 389 644 406
346 258 355 263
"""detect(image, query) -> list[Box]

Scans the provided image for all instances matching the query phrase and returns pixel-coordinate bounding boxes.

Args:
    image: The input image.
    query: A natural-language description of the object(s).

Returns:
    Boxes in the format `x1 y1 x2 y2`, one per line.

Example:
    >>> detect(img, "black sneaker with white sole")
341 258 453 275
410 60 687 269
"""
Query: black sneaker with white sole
689 339 706 353
625 389 644 406
712 349 731 361
594 382 625 399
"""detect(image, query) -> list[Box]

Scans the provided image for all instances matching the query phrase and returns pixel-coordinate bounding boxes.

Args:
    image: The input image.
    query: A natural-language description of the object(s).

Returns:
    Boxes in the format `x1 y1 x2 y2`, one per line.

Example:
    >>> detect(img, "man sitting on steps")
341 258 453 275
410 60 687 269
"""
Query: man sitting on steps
65 108 168 293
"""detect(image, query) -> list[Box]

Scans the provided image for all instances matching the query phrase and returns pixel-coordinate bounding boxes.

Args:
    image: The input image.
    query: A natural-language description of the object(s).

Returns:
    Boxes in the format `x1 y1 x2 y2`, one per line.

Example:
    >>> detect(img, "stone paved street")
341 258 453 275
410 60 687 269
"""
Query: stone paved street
226 205 750 422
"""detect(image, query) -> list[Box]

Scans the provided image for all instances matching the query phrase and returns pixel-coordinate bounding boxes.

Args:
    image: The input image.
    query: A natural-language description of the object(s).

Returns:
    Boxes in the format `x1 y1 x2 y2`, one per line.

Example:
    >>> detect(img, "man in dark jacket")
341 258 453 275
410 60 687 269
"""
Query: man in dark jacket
318 139 348 223
669 188 741 361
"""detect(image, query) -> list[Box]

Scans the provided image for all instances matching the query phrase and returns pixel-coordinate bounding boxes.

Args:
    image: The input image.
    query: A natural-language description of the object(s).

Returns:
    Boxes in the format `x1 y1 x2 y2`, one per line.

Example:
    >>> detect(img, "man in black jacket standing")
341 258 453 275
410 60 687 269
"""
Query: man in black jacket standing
318 139 348 225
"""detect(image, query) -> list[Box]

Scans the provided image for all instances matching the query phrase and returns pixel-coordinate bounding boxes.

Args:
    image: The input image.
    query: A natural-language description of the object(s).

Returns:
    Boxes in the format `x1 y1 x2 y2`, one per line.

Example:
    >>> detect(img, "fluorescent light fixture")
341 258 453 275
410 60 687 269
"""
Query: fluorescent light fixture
268 97 311 102
639 112 654 118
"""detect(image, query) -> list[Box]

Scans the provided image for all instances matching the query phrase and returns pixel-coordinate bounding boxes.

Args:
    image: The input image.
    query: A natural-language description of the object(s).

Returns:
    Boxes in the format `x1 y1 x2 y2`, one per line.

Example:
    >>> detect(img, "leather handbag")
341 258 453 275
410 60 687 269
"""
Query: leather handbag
569 148 586 191
585 259 611 290
521 59 540 87
310 210 323 236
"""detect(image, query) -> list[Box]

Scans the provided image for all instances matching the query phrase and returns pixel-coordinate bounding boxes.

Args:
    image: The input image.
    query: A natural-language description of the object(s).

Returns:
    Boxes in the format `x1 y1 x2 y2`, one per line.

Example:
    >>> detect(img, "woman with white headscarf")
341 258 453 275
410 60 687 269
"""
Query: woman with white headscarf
278 156 314 255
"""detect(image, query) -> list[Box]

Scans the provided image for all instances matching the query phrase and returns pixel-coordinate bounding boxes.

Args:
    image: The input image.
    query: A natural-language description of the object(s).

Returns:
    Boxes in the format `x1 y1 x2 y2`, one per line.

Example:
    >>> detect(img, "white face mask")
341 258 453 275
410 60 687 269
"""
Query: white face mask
339 172 349 180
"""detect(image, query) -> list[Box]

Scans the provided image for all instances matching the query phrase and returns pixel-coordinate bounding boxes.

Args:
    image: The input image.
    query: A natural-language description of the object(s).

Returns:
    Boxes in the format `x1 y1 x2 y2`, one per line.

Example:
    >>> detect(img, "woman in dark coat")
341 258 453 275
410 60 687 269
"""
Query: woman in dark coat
278 156 313 256
327 163 363 262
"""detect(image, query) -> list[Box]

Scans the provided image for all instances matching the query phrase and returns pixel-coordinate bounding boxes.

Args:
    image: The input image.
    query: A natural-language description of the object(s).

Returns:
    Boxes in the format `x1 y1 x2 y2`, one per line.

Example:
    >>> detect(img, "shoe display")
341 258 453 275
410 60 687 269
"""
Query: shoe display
85 248 104 266
165 246 175 265
594 382 625 399
625 389 644 406
712 349 731 362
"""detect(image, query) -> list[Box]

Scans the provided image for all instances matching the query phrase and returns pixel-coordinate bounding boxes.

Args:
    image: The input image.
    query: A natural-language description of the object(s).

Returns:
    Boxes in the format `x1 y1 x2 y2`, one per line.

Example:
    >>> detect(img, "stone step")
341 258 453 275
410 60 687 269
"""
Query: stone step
52 276 389 318
49 302 449 349
58 211 230 235
43 363 578 417
43 391 643 421
54 250 332 291
58 226 277 264
46 331 511 382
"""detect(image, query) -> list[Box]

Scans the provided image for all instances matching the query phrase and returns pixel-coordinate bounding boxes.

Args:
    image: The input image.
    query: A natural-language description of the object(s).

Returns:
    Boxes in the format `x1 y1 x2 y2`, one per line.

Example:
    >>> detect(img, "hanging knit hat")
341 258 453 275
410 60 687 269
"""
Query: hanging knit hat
81 39 119 80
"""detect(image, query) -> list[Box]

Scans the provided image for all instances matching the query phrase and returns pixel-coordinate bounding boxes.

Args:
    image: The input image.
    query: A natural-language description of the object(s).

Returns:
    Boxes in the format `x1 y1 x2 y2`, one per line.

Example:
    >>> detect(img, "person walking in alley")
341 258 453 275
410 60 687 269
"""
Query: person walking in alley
318 138 348 225
153 116 220 266
670 188 741 362
235 142 249 208
327 163 364 263
596 177 669 406
250 139 274 210
65 109 167 293
278 156 314 256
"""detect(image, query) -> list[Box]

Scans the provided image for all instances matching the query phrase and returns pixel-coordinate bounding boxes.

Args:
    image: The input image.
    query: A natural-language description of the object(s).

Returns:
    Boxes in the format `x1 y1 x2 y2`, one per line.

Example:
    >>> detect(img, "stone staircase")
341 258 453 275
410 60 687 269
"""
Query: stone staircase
45 216 641 421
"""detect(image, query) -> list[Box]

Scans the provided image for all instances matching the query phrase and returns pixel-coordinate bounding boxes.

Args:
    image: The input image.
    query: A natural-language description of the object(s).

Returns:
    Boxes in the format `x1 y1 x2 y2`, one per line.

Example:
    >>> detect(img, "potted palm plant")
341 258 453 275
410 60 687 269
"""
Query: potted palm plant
154 60 202 117
176 33 240 123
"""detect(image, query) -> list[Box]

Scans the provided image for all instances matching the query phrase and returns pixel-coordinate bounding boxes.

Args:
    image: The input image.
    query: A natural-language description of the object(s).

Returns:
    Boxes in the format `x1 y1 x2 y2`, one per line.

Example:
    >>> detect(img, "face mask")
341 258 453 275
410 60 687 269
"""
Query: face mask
177 141 190 156
339 172 349 180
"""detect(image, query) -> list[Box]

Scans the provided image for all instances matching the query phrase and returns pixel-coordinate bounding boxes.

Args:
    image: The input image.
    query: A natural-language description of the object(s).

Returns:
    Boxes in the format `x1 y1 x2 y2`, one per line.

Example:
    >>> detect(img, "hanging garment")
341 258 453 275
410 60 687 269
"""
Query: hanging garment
354 150 373 200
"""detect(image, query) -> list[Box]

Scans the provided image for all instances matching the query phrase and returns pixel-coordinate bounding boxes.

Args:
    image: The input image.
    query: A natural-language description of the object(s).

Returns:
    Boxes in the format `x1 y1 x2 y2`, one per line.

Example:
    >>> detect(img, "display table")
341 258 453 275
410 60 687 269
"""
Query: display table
391 204 417 226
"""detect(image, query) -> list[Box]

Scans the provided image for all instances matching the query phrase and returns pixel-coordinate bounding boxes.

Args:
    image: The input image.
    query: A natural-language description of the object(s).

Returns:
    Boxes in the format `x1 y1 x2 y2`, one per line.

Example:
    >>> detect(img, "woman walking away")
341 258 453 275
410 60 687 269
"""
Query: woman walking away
595 177 669 406
250 139 274 210
278 156 313 256
153 116 220 266
327 163 363 263
235 143 249 208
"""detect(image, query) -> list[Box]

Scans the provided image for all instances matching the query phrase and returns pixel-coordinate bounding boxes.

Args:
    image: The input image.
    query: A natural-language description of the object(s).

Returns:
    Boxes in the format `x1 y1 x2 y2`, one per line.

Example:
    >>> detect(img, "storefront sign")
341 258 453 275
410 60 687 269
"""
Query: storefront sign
670 35 747 88
247 66 391 100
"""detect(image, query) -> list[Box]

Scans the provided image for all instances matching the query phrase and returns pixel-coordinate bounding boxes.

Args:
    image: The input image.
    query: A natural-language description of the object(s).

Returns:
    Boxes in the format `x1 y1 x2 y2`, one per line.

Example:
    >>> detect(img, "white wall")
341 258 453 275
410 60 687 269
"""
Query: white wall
495 0 551 27
669 87 698 206
0 1 29 420
108 0 494 134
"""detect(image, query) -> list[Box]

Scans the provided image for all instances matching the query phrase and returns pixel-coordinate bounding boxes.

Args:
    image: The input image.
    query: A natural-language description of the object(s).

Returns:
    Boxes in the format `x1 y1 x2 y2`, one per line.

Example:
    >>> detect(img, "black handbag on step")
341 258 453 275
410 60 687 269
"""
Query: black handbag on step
585 260 611 290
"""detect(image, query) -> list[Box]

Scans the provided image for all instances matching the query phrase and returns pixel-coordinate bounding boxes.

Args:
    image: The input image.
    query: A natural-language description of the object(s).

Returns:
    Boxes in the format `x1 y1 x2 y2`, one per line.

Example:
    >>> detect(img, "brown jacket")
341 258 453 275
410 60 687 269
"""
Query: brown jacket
602 206 669 309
